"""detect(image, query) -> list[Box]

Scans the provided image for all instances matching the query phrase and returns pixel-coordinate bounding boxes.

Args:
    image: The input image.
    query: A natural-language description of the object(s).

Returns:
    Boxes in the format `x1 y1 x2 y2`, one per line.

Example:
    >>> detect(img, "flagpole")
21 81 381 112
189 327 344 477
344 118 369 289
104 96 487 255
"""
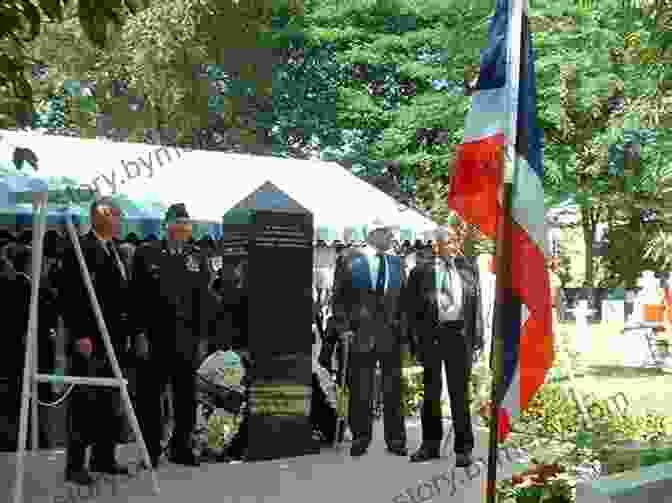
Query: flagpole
486 0 524 502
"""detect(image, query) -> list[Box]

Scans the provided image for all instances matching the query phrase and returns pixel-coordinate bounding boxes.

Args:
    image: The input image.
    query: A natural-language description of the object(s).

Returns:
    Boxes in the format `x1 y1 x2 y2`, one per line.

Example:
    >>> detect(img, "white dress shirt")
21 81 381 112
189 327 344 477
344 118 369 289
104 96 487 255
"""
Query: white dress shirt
434 257 463 322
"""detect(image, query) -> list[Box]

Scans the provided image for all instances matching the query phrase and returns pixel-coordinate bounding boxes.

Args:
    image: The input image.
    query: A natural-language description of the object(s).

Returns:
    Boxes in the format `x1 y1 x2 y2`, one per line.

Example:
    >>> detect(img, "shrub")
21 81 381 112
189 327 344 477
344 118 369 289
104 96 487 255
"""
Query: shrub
518 384 580 437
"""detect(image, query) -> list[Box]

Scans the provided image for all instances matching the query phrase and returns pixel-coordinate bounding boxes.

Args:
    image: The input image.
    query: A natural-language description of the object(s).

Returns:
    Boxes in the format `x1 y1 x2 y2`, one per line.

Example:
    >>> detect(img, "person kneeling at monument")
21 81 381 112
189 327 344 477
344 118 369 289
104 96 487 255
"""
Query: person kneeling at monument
220 333 336 461
212 260 251 460
310 323 338 445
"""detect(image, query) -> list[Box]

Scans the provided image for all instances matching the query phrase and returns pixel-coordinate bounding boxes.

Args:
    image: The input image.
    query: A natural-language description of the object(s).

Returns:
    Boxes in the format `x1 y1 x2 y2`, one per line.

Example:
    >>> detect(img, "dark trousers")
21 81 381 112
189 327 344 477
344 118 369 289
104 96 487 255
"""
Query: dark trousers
0 377 52 451
66 353 123 471
134 351 197 461
419 324 474 454
348 344 406 448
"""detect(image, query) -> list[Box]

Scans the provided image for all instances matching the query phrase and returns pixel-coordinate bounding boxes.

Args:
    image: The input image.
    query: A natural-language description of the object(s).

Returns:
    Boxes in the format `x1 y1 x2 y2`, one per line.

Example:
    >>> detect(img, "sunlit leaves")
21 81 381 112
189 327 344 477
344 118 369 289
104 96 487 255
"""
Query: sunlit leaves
0 0 150 129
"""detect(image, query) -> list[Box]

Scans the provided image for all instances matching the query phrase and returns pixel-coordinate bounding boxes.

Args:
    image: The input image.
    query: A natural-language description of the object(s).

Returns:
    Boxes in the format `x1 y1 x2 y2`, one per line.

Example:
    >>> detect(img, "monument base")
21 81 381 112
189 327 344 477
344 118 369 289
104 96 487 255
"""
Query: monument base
244 414 321 462
244 354 321 461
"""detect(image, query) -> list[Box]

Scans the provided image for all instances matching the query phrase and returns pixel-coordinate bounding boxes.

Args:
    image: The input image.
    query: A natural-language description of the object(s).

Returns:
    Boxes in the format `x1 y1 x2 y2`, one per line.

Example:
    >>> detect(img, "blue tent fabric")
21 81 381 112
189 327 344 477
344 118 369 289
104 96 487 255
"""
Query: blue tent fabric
0 159 179 239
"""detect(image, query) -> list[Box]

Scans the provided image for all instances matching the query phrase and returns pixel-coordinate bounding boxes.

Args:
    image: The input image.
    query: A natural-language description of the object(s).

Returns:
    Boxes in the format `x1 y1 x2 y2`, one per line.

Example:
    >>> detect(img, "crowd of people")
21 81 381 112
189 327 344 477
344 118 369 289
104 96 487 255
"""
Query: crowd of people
1 196 486 489
0 200 241 484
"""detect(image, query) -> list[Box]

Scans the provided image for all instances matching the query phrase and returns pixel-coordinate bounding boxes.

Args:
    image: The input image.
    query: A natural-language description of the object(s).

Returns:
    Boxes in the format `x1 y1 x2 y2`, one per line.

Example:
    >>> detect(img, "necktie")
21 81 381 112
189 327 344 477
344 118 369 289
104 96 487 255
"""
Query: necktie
437 262 453 310
106 241 127 280
376 253 386 294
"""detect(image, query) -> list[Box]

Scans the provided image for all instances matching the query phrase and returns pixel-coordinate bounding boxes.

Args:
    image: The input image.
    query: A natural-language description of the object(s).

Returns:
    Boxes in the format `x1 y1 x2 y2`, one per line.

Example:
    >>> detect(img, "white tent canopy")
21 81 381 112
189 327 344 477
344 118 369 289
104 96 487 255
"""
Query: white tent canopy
0 130 437 241
119 148 438 241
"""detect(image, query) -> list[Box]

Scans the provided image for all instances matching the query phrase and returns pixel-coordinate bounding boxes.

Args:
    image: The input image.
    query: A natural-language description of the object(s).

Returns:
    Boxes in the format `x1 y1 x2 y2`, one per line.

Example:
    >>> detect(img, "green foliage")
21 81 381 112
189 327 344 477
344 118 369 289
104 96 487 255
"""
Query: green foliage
400 349 415 369
205 412 241 452
10 0 672 255
0 0 149 128
555 247 574 288
400 368 423 417
530 0 672 285
514 383 672 455
519 385 581 438
303 0 494 214
601 222 666 288
646 231 672 270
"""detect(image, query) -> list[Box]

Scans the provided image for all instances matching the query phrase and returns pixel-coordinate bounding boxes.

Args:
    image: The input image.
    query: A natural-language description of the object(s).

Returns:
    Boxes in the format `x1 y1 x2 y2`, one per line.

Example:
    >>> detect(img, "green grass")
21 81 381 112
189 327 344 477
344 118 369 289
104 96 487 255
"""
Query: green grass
555 322 672 418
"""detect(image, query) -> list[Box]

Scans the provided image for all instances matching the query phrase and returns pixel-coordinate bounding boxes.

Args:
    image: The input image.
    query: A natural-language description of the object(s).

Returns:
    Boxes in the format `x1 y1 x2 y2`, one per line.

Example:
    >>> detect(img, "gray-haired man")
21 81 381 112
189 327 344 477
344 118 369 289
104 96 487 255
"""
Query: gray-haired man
331 218 408 457
403 225 484 466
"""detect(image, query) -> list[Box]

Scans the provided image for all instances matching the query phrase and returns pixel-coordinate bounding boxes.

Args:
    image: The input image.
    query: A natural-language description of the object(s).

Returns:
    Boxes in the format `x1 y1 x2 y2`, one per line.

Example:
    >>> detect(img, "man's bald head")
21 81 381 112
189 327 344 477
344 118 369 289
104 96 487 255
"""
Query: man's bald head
90 197 122 239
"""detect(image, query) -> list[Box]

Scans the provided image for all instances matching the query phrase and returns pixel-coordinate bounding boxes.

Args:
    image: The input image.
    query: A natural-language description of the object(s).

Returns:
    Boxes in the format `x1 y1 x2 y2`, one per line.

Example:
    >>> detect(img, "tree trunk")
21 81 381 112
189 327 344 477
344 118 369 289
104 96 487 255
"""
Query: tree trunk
625 207 644 289
581 205 597 287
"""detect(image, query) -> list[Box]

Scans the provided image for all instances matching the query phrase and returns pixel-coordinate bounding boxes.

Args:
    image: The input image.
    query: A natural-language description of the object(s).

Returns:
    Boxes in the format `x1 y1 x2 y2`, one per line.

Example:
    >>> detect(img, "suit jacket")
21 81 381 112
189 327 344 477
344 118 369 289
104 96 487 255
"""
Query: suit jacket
131 239 217 363
331 247 407 353
0 273 31 379
403 255 485 356
60 232 131 360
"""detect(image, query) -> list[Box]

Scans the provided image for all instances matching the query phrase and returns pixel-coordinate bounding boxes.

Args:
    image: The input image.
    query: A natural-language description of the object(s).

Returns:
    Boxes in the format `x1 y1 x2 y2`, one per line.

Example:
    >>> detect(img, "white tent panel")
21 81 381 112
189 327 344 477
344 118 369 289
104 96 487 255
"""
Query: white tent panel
121 149 437 234
0 131 437 234
0 130 165 194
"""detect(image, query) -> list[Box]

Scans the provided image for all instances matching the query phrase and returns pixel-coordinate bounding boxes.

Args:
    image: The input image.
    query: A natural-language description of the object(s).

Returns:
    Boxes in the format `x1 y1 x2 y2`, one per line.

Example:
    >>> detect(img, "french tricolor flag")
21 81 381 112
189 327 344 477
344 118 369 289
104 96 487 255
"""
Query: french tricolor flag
447 0 554 441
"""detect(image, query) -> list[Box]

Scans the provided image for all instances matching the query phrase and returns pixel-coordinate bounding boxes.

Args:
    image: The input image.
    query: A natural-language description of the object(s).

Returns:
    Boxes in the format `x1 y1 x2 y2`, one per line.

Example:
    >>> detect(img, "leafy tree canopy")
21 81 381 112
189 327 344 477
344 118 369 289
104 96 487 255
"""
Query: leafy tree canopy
0 0 150 128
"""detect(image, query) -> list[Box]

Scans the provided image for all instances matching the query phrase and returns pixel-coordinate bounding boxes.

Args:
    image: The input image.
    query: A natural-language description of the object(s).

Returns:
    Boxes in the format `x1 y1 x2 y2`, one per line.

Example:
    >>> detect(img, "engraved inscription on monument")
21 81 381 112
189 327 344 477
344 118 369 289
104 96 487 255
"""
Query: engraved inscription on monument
255 223 312 249
221 230 249 256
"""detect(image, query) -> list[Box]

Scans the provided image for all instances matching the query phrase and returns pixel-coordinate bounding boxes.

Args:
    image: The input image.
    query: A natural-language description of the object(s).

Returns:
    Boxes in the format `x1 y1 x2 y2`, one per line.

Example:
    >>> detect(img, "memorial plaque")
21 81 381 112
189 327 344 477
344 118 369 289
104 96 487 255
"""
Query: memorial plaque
220 181 319 461
248 210 313 356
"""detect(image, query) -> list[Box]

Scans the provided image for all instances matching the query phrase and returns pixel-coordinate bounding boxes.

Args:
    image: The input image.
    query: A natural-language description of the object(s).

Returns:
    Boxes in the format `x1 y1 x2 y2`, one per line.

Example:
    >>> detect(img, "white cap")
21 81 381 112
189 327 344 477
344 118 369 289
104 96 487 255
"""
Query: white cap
368 217 399 233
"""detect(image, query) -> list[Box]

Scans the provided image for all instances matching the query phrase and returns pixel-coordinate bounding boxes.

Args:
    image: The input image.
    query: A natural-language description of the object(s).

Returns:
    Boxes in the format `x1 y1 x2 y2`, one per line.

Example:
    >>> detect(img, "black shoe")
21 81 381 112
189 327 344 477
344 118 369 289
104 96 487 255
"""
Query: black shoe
409 445 441 463
386 444 408 456
65 469 97 485
350 439 370 457
139 455 161 470
89 461 131 476
455 452 474 467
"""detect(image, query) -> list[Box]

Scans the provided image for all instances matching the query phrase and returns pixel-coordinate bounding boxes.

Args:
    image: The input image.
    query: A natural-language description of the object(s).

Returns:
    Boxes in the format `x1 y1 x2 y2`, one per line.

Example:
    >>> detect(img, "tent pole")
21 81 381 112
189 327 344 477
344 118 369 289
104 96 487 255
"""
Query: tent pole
13 191 48 503
31 203 47 452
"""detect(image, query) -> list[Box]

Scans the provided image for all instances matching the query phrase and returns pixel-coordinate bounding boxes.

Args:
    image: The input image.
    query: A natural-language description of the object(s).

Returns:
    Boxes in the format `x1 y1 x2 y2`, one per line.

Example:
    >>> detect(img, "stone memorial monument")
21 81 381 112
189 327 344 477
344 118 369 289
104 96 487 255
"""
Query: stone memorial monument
602 289 626 324
568 299 594 357
220 181 320 461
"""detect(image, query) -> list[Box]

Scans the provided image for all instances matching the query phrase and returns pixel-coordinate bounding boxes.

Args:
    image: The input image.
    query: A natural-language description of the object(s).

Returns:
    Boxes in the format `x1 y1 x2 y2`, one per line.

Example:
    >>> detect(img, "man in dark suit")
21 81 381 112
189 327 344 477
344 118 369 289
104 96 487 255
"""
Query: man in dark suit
0 246 32 452
131 203 217 467
331 218 408 457
404 225 485 467
60 197 132 484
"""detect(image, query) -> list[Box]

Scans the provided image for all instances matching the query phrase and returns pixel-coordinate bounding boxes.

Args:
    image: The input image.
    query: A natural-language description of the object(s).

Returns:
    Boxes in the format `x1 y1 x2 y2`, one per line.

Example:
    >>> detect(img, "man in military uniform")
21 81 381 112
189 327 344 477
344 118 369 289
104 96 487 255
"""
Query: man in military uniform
131 203 217 467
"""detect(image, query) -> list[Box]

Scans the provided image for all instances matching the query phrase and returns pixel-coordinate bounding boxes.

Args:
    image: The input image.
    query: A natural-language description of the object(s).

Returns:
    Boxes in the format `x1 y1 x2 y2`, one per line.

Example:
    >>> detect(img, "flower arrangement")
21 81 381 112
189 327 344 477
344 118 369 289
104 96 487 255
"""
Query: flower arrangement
400 368 423 417
497 462 576 502
336 384 349 418
206 412 242 454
